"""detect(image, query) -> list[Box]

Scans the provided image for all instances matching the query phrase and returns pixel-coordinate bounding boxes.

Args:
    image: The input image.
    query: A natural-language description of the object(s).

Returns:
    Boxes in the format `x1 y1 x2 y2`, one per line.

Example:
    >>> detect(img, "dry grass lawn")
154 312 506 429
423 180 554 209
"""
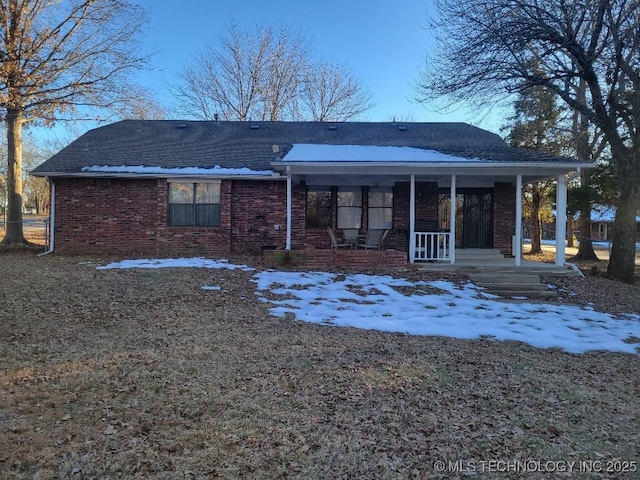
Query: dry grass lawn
2 224 640 478
1 247 639 479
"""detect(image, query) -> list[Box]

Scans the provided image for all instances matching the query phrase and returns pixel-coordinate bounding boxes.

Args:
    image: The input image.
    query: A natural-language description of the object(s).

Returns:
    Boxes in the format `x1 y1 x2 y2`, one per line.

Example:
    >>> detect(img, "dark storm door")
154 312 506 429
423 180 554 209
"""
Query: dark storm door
462 190 493 248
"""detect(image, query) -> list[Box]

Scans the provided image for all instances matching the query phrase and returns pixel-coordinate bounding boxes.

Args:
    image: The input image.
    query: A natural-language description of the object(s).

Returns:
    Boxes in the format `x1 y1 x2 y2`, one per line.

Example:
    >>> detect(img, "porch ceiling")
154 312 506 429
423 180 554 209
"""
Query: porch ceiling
289 164 583 187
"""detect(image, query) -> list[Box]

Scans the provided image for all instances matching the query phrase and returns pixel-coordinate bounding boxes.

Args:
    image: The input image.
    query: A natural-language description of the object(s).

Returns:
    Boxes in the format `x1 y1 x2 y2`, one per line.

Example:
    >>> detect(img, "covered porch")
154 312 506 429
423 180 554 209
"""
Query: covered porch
272 143 591 268
406 173 569 267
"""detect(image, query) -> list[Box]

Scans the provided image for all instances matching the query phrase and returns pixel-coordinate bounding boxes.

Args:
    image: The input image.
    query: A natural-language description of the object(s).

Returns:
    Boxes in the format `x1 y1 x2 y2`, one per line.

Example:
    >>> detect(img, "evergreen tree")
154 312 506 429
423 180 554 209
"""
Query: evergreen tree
505 84 563 254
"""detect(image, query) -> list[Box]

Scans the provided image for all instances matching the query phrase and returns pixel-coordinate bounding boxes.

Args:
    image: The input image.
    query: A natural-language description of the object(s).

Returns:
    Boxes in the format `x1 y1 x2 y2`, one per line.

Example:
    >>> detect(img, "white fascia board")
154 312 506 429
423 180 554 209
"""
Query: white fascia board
274 160 593 170
275 162 593 177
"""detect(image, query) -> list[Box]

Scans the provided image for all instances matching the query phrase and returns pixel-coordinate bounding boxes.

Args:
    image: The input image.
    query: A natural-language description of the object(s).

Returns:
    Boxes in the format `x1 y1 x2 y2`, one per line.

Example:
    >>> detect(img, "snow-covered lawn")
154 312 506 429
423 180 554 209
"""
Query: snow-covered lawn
99 258 640 355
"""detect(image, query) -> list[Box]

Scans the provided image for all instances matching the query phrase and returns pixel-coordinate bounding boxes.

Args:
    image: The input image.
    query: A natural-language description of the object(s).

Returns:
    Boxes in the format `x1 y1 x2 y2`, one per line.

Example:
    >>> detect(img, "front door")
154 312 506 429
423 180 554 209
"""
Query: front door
438 189 494 248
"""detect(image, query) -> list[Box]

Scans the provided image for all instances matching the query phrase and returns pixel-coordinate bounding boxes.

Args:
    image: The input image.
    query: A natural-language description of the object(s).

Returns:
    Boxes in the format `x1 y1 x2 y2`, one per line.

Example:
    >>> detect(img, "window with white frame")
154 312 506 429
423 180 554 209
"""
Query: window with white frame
168 182 221 226
368 186 393 229
305 186 332 228
337 186 362 229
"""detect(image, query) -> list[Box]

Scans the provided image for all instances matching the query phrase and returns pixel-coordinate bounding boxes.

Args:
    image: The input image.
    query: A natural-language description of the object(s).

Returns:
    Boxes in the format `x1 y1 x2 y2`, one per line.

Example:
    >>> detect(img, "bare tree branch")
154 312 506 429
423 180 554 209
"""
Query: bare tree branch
300 61 375 122
0 0 149 245
415 0 640 282
171 22 373 122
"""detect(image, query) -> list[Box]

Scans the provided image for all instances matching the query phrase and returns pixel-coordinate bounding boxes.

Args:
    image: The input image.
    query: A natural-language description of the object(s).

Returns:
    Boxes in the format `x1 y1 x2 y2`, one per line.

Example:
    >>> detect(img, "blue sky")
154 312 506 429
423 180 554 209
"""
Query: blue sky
28 0 504 148
132 0 503 132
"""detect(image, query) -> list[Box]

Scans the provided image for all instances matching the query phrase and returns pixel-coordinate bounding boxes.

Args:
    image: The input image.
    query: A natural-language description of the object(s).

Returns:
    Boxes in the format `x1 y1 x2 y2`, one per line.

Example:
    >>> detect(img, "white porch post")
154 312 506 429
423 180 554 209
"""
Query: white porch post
450 174 456 264
515 174 522 266
409 174 416 264
555 173 567 266
285 166 292 251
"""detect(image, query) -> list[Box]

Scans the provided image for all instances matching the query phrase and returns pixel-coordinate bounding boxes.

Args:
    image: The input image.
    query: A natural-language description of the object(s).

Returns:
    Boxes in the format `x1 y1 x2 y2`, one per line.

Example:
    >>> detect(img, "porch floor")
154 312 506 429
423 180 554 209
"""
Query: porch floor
414 249 580 277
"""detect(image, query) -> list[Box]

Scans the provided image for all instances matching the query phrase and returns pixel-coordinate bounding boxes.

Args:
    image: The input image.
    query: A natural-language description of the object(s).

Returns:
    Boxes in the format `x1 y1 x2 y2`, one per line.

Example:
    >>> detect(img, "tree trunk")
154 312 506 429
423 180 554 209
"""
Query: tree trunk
529 185 542 254
567 216 575 248
1 109 27 245
574 209 599 261
572 168 599 261
570 81 599 262
607 183 639 283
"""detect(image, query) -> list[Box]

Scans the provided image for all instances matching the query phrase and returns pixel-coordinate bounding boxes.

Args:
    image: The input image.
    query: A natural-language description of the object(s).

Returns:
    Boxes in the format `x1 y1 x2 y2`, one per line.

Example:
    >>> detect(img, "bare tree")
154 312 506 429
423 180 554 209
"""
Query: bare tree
173 23 373 122
21 142 49 215
261 26 309 121
300 61 374 121
0 0 148 246
0 143 5 222
416 0 640 283
173 24 304 121
116 85 168 120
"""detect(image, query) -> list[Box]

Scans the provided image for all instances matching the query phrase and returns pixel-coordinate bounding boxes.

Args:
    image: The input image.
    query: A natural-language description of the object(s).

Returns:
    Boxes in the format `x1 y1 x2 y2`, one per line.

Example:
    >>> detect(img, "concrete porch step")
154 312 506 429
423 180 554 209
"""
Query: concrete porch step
478 289 558 299
455 248 505 259
469 271 557 300
471 273 544 283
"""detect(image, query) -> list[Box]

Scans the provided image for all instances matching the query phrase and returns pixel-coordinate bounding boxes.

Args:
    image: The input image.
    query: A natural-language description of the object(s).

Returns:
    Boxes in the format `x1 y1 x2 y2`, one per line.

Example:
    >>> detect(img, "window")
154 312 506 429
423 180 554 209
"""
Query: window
337 186 362 229
368 187 393 229
306 187 332 228
168 182 220 226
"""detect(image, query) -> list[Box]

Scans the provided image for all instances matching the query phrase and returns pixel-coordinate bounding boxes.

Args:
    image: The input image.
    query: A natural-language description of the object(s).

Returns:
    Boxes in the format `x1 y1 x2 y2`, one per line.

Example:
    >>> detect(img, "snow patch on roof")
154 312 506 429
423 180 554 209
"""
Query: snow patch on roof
81 165 274 176
590 205 640 223
282 144 486 163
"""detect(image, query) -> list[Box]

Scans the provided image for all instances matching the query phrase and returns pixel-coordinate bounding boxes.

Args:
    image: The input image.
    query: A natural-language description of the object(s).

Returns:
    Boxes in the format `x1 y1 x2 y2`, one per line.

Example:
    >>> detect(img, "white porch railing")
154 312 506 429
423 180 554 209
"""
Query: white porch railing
413 231 451 261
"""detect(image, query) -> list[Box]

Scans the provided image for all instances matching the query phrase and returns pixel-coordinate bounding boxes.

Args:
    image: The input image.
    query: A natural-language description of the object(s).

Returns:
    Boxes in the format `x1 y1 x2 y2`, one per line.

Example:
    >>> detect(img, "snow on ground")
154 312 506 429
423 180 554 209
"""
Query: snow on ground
536 238 640 248
97 257 254 271
98 258 640 355
201 285 222 291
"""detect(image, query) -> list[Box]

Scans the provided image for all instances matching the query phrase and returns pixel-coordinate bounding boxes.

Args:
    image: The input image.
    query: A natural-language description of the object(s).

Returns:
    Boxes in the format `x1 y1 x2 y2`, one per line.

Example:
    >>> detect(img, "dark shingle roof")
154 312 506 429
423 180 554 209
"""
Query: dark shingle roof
32 120 582 175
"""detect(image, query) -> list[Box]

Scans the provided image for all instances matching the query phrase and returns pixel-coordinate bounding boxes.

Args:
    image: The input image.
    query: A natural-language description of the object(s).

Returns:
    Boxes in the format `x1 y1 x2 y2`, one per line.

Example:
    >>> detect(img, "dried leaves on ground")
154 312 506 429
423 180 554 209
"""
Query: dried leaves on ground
1 252 639 479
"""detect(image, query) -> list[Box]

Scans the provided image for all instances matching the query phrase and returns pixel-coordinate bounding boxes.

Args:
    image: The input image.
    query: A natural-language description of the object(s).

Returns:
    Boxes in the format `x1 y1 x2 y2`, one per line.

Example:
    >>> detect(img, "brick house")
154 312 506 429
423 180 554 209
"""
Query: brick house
32 120 591 266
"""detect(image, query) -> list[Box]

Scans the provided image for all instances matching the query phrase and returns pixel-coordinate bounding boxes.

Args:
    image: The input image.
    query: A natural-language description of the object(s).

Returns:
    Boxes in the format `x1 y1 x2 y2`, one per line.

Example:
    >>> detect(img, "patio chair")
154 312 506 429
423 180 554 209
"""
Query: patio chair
359 229 389 250
342 229 359 248
327 228 352 250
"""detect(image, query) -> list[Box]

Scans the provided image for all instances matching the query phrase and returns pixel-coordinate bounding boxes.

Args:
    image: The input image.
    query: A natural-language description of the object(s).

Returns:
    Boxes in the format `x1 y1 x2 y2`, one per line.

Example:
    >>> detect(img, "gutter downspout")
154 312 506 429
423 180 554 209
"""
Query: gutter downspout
38 177 55 255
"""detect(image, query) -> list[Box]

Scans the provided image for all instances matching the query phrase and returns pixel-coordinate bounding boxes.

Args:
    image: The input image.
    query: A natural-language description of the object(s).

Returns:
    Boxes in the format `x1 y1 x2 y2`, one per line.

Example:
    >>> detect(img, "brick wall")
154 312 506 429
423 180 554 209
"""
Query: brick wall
494 182 516 254
230 180 289 253
52 176 516 260
264 248 407 269
55 177 162 255
54 178 239 255
392 181 438 227
416 182 439 221
53 178 312 256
